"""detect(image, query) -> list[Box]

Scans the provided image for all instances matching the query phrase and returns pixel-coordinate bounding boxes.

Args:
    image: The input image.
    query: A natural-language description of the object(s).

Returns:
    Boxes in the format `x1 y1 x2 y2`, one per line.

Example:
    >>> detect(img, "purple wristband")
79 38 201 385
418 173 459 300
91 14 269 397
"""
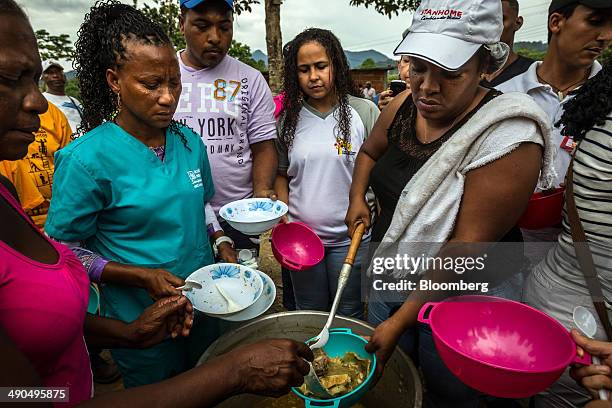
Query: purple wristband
69 246 109 283
90 258 109 283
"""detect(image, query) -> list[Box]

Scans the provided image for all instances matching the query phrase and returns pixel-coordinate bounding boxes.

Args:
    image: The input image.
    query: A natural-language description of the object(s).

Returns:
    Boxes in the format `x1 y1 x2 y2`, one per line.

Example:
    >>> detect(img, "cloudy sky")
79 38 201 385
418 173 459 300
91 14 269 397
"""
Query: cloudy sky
21 0 551 70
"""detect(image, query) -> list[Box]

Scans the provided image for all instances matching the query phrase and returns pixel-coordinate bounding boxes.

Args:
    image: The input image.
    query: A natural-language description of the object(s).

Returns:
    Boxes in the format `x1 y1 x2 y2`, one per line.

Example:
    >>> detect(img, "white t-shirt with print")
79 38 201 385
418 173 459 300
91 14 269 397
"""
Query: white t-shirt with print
277 95 379 246
43 92 83 133
174 53 277 214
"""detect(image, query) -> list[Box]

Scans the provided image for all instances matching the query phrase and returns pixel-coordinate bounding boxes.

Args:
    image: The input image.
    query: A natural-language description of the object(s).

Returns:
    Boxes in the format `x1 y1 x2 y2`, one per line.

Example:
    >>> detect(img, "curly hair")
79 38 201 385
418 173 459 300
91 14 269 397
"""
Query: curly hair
74 0 187 147
558 62 612 142
280 28 357 149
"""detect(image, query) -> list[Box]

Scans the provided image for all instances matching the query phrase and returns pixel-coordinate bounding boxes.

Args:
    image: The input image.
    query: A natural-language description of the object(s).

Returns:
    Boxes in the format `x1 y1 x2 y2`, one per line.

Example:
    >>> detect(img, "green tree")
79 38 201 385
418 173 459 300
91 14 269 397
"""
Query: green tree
133 0 260 51
134 0 185 49
228 40 267 71
599 47 612 65
360 58 377 69
516 48 547 61
349 0 420 17
35 29 73 60
64 77 81 100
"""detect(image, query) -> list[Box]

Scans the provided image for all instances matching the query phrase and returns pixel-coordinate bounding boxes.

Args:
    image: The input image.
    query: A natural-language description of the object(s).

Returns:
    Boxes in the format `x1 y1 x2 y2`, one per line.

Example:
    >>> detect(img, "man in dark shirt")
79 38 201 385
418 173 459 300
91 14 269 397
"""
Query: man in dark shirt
482 0 534 87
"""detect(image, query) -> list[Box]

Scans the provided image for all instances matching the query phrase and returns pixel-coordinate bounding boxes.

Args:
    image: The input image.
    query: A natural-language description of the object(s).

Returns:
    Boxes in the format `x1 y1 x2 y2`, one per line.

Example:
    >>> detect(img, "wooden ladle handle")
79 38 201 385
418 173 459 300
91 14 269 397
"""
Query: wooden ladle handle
344 223 366 265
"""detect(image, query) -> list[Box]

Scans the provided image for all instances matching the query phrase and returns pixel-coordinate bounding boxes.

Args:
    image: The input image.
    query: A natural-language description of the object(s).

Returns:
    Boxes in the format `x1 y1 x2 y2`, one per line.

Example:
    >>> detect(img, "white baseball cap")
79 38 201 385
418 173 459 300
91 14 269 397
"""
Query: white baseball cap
42 59 63 73
394 0 504 71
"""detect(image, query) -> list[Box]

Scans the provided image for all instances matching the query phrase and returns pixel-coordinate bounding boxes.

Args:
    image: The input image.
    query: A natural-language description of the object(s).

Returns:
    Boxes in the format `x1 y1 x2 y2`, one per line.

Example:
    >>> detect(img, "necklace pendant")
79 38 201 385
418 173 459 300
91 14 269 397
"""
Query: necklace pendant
558 90 565 101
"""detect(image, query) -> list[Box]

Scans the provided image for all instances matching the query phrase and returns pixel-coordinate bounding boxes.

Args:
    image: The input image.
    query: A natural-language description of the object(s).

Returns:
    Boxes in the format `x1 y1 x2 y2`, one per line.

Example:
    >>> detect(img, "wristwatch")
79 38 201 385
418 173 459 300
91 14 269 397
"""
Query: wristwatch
213 235 234 257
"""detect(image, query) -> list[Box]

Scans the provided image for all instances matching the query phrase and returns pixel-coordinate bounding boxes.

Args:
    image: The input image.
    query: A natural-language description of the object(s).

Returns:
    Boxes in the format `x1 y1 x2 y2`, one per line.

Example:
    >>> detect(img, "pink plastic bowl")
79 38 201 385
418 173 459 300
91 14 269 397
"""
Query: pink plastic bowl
418 296 591 398
271 222 324 271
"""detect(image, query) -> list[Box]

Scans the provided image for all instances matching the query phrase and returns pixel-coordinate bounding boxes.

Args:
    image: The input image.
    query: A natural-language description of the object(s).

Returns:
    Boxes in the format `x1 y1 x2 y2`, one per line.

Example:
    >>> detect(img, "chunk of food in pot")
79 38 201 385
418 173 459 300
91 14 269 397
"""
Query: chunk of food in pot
300 352 371 399
312 349 330 377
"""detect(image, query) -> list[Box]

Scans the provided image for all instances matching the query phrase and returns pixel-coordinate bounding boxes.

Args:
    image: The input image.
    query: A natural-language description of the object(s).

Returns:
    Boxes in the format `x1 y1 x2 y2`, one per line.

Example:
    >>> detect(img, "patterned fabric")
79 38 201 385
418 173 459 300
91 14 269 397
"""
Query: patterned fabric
68 244 108 283
387 89 502 159
45 235 109 283
149 145 166 162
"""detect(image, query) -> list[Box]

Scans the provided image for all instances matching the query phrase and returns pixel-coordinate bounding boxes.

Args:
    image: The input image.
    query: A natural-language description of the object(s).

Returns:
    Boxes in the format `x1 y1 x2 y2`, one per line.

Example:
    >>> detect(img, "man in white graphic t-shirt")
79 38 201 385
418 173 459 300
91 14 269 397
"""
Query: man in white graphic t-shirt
176 0 278 255
41 60 83 133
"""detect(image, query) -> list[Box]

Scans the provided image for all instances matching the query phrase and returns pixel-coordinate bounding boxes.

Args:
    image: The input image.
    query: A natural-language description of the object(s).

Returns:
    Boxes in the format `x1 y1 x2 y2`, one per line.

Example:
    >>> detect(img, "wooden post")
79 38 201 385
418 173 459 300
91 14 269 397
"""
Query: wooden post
264 0 283 95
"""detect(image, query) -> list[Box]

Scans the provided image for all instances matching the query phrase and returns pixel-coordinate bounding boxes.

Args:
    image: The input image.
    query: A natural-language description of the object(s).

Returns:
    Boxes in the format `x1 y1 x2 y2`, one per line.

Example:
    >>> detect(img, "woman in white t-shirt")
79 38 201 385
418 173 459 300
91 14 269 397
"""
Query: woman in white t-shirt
275 28 379 319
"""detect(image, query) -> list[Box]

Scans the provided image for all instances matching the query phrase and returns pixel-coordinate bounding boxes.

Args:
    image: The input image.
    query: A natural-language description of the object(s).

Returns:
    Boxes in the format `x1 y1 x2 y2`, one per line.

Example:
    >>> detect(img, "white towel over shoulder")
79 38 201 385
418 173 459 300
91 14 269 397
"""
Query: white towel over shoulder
371 92 556 277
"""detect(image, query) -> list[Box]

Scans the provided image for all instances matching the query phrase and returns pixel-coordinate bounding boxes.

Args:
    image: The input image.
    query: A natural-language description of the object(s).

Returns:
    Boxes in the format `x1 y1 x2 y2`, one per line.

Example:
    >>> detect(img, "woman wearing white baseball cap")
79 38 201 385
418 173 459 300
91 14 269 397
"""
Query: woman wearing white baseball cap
345 0 556 405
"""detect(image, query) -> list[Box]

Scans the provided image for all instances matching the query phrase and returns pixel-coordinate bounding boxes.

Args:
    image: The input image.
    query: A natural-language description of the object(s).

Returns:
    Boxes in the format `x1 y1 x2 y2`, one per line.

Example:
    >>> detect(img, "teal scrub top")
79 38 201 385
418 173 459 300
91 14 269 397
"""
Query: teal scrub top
46 122 215 322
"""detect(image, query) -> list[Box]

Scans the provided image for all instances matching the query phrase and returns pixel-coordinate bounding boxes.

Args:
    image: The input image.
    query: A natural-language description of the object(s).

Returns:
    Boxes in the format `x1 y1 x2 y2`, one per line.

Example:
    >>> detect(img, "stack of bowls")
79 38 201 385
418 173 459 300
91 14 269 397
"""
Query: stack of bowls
183 263 276 322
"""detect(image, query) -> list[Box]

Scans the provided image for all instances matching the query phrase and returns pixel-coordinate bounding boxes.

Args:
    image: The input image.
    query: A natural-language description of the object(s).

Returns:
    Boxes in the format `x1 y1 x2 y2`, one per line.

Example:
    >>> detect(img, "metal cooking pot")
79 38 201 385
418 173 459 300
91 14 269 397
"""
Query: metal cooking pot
198 311 422 408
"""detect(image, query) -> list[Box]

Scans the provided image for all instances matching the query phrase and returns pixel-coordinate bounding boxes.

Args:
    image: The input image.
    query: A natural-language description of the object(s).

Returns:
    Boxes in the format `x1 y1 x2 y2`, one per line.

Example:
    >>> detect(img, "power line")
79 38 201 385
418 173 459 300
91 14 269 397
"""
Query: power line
519 1 549 11
344 34 401 49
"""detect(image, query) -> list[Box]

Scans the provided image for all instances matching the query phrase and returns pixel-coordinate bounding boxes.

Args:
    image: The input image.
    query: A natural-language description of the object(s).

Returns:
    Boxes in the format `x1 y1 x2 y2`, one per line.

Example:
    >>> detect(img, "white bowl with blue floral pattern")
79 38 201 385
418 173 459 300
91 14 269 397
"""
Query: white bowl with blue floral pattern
183 263 263 316
219 198 288 236
220 270 276 322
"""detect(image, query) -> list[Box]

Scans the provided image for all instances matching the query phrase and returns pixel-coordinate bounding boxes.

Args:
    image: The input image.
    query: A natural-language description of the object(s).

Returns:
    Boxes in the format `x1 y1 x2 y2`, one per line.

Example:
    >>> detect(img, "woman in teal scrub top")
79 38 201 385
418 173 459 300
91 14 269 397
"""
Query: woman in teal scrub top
46 3 218 387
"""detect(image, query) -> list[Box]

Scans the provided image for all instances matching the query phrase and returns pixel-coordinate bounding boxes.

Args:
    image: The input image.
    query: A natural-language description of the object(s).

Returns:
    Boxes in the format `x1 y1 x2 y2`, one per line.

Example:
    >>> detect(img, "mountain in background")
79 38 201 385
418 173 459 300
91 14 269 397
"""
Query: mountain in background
345 50 395 68
251 48 395 69
252 49 268 66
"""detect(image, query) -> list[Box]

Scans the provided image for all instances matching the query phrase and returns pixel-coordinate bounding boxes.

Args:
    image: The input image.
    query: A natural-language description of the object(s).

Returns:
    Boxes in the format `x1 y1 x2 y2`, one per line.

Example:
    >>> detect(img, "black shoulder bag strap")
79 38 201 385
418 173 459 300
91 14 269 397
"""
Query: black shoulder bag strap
566 147 612 341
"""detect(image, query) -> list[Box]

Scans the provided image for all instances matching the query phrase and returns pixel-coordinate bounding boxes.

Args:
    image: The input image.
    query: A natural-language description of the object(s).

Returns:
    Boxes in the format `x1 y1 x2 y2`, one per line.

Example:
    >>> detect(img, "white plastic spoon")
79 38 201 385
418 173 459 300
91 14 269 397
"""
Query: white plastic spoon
176 280 202 291
216 282 242 313
573 306 609 401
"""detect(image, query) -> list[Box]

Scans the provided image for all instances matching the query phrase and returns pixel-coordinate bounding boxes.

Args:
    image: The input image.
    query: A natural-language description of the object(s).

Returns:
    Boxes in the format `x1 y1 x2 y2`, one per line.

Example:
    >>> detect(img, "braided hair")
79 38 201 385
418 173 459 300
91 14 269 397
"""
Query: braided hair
280 28 356 149
558 62 612 142
74 0 187 147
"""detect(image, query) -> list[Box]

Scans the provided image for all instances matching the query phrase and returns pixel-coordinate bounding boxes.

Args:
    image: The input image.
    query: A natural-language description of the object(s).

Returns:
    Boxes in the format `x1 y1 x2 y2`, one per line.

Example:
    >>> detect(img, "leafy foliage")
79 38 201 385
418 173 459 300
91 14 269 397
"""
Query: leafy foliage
133 0 185 49
64 77 81 99
600 47 612 65
516 48 546 61
233 0 261 14
349 0 420 18
35 29 74 60
133 0 261 52
514 41 547 53
387 72 400 81
360 58 377 69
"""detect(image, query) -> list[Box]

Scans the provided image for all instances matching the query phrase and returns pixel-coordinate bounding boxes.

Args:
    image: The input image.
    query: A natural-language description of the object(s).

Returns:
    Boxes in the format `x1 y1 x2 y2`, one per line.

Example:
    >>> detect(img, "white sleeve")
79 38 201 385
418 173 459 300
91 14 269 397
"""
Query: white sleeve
463 117 544 173
205 202 223 236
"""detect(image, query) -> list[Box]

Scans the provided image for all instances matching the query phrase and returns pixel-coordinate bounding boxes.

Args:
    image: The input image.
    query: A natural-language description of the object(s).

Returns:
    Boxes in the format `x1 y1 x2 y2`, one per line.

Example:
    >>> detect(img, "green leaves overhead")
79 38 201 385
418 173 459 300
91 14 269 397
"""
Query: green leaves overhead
349 0 419 18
